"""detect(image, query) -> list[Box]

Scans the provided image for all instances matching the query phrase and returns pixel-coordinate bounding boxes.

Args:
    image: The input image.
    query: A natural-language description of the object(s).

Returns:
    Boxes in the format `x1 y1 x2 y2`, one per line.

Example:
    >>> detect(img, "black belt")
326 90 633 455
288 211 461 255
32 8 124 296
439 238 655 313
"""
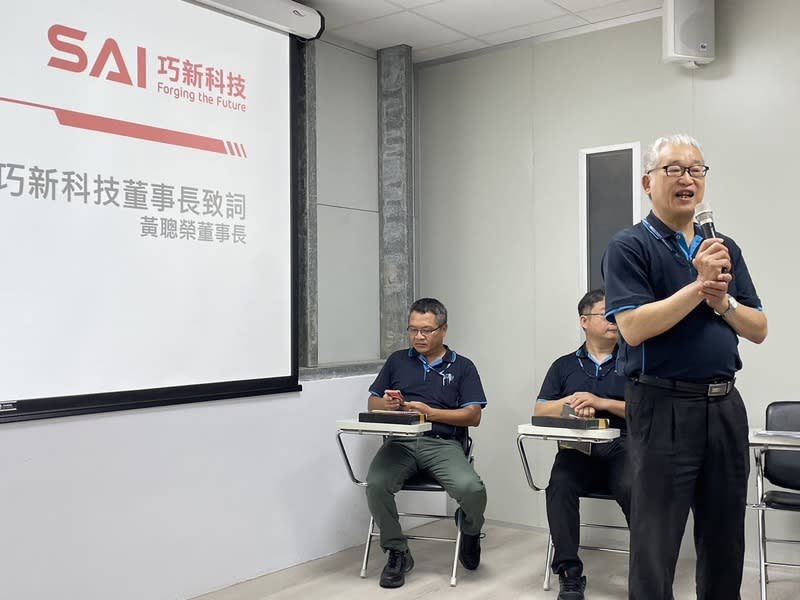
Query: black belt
634 374 735 397
424 432 463 441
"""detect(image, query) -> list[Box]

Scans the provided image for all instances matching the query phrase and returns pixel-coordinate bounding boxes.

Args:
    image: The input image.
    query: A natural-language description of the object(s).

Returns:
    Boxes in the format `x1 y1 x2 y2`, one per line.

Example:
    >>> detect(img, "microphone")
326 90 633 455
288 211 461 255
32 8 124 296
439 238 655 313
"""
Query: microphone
694 202 718 239
694 201 728 273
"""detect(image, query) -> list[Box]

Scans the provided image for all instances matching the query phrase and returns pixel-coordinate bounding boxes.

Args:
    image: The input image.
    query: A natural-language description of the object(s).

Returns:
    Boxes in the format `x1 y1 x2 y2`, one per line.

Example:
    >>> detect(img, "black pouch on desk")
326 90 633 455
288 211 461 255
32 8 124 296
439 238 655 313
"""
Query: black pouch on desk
358 410 425 425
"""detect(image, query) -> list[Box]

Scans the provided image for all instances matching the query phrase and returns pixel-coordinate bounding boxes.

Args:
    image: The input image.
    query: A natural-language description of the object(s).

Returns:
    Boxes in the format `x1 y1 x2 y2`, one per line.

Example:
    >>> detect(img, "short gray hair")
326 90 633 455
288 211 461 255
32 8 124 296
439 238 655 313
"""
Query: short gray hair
643 134 704 174
409 297 447 327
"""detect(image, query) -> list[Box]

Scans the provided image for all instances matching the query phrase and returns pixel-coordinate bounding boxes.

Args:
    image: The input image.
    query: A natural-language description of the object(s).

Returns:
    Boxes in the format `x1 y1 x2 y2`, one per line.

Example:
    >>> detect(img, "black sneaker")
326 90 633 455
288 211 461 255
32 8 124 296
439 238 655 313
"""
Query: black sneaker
379 549 414 588
455 508 481 570
557 565 586 600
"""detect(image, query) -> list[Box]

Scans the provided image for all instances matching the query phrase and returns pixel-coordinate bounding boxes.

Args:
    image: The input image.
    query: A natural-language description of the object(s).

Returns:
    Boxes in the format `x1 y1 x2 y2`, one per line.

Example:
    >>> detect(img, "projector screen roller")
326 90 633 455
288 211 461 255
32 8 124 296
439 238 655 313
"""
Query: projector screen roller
0 0 300 421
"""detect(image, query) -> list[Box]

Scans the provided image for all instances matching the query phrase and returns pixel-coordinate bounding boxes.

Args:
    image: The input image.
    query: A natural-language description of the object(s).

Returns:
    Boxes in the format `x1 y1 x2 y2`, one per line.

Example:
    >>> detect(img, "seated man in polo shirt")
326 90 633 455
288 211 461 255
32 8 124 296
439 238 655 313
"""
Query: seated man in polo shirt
535 289 630 600
365 297 488 589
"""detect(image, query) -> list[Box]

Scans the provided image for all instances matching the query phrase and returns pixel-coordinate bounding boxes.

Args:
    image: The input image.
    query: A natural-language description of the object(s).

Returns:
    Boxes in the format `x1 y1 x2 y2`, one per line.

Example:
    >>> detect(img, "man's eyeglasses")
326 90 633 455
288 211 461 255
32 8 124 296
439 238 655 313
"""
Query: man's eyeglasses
581 313 607 319
407 324 445 337
647 165 710 178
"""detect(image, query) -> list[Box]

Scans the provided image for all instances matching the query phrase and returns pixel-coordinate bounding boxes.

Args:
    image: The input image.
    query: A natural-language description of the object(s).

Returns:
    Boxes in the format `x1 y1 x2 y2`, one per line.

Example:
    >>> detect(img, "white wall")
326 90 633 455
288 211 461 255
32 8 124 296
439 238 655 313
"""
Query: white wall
416 0 800 564
0 39 388 600
0 376 381 600
315 40 380 364
416 45 541 528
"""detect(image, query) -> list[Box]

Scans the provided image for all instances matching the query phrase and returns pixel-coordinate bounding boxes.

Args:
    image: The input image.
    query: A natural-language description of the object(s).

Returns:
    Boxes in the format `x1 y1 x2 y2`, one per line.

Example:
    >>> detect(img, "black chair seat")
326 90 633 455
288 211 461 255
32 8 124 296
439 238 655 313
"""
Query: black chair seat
583 491 615 501
403 471 444 492
764 489 800 511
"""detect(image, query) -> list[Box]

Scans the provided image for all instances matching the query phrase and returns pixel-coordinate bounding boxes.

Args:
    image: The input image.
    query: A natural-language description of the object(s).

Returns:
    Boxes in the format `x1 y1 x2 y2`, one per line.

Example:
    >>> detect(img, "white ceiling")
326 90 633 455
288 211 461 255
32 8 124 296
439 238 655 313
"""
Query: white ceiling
298 0 663 62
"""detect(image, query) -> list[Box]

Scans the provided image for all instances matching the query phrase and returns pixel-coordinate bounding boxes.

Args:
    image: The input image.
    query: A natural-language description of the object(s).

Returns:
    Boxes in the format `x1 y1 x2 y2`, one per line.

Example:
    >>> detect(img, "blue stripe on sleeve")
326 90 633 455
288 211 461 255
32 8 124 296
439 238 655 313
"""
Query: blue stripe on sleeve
606 304 638 318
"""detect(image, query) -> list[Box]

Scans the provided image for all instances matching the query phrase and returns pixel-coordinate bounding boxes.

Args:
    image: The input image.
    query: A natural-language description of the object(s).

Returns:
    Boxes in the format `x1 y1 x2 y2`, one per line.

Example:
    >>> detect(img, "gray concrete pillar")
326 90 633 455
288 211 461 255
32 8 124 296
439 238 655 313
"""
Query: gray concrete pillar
298 40 318 368
378 45 414 358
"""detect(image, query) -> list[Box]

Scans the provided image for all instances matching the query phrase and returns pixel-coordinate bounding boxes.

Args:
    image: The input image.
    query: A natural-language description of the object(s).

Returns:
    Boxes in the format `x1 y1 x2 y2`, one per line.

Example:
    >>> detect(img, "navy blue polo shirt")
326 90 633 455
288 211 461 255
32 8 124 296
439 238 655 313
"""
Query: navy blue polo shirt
602 210 762 382
369 346 487 439
537 344 626 431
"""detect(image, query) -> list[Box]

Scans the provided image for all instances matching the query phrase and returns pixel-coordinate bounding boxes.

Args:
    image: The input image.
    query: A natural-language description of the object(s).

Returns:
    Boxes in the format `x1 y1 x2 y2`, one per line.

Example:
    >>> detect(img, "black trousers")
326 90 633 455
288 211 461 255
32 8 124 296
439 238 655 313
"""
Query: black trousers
626 379 750 600
546 437 631 573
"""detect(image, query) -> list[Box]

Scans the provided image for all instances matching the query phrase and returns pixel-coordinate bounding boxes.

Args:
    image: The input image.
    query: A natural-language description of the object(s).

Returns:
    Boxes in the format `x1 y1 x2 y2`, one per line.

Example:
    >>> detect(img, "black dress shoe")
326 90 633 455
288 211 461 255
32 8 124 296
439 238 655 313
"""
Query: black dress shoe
459 532 481 570
455 508 481 570
557 565 586 600
379 549 414 588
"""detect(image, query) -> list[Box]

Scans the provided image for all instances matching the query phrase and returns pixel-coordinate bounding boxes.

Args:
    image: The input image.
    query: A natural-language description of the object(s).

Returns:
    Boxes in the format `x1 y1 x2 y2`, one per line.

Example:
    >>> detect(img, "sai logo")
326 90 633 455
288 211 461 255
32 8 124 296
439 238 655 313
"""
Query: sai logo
47 24 146 88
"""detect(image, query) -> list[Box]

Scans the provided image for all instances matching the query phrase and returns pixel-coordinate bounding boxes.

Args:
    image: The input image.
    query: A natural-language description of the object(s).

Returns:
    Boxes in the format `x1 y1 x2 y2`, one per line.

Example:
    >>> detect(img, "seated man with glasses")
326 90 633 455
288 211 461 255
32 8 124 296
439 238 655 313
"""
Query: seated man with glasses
534 289 630 600
365 297 487 588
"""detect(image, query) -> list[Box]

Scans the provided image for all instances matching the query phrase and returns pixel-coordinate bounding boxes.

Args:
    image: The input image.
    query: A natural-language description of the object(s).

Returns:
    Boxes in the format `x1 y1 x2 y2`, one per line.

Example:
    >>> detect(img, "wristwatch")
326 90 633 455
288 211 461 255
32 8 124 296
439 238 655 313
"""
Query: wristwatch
715 294 739 318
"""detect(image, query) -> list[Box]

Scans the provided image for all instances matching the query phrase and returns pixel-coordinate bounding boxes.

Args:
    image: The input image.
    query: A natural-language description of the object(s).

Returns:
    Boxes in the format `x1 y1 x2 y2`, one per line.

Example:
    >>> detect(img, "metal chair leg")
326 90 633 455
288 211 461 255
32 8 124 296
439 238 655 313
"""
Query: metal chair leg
543 533 555 590
757 508 768 598
755 448 769 596
450 508 463 586
360 516 375 578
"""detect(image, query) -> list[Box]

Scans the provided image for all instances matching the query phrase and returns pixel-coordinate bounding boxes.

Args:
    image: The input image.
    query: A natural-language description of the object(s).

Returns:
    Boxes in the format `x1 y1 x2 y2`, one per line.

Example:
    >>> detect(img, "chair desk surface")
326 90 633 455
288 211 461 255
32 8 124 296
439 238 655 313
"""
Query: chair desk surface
517 424 621 443
336 419 432 436
516 424 620 495
749 427 800 451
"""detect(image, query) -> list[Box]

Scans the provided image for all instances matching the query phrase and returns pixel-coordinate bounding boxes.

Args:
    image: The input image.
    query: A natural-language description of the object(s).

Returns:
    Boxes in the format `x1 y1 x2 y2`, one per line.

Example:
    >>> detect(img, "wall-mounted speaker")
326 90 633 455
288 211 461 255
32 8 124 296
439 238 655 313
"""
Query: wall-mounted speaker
662 0 715 69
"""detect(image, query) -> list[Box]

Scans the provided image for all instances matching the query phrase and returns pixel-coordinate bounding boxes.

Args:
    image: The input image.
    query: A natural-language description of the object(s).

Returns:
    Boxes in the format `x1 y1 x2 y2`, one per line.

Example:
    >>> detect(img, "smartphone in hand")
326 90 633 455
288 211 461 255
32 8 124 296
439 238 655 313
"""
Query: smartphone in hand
385 390 404 409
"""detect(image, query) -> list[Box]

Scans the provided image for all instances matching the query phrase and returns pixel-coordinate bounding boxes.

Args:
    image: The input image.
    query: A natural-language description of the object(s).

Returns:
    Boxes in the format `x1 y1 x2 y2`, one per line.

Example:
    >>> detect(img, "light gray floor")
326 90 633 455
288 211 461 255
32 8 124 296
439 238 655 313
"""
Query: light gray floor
192 520 798 600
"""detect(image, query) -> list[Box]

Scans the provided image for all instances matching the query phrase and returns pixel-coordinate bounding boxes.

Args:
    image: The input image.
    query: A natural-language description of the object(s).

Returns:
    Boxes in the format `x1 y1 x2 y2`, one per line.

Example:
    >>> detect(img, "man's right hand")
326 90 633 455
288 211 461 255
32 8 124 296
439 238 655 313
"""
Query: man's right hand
693 238 734 313
568 393 599 418
383 390 404 411
693 238 731 284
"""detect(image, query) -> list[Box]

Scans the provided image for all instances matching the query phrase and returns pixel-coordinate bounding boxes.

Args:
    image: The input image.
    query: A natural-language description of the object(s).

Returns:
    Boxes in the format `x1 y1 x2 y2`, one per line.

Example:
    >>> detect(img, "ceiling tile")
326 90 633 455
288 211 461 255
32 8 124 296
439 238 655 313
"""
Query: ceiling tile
478 14 589 46
388 0 443 8
577 0 662 24
412 38 489 62
550 0 638 12
413 0 567 37
302 0 663 56
299 0 400 30
331 11 466 50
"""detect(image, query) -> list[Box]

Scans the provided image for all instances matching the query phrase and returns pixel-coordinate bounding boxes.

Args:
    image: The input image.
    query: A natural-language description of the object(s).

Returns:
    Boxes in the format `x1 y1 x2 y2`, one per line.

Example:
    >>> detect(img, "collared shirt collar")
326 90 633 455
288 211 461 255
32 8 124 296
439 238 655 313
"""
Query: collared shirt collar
575 342 617 365
408 345 457 367
643 210 703 261
643 210 703 240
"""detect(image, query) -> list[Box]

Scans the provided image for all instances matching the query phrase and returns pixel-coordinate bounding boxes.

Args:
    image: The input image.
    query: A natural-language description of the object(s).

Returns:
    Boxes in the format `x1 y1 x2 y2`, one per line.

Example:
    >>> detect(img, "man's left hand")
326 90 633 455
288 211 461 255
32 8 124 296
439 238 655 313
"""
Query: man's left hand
701 281 731 314
403 400 431 418
569 392 607 418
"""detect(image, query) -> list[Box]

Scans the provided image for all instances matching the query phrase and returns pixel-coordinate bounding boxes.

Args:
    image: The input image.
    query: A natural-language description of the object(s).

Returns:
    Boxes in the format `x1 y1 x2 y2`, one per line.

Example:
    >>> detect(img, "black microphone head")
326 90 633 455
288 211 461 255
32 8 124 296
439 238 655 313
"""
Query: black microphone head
694 202 714 226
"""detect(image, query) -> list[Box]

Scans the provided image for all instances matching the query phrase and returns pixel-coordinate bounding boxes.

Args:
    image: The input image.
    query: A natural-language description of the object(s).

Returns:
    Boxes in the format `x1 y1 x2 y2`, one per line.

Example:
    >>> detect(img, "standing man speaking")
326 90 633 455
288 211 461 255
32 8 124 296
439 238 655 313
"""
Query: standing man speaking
602 134 767 600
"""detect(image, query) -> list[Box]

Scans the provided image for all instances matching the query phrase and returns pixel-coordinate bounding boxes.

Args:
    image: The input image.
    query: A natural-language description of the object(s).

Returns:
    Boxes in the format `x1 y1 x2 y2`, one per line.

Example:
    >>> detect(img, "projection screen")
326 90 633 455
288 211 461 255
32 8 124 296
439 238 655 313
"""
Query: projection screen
0 0 301 422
